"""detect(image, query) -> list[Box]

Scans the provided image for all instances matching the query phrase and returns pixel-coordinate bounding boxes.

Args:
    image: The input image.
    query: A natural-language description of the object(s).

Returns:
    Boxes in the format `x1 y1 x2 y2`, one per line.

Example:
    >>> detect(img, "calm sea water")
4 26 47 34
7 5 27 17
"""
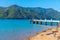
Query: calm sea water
0 19 57 40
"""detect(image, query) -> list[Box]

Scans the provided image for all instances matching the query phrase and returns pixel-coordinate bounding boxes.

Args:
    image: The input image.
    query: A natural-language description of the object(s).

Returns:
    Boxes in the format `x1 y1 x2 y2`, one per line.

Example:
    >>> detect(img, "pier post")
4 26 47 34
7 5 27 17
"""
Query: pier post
40 19 42 25
50 19 53 26
32 21 35 24
50 22 53 26
36 21 39 24
45 19 47 25
40 21 42 25
45 22 47 25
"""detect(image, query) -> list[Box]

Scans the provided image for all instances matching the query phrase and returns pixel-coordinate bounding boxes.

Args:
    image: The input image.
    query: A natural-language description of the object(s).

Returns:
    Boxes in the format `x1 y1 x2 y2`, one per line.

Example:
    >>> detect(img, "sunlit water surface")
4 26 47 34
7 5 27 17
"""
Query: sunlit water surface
0 19 57 40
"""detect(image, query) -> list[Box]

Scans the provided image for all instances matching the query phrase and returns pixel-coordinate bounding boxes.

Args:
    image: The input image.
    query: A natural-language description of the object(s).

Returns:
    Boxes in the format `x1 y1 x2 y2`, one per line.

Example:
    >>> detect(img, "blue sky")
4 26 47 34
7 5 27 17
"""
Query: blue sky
0 0 60 11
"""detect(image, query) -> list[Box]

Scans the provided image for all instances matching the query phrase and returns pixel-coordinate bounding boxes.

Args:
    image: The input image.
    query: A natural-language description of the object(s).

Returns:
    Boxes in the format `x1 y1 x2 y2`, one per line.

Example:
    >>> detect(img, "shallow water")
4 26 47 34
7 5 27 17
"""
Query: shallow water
0 19 57 40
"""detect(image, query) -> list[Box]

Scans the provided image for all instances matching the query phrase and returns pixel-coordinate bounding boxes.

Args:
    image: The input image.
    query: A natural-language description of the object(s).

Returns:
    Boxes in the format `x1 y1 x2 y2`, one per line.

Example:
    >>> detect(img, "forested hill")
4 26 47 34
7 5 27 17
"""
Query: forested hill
0 5 60 20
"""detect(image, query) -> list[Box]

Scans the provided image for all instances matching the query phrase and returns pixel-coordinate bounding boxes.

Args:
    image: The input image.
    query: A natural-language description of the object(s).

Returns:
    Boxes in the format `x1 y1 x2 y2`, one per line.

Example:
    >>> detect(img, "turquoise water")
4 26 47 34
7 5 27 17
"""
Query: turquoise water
0 19 57 40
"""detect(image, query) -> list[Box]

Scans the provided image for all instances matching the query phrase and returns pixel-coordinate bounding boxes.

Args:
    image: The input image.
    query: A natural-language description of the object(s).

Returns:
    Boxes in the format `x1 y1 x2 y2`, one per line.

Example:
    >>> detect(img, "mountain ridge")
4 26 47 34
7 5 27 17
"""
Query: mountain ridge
0 5 60 20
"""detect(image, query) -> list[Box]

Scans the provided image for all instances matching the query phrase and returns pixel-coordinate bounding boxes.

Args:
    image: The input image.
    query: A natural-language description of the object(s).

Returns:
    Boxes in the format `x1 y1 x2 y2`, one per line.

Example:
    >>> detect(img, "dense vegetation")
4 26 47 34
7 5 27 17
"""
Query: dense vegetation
0 5 60 20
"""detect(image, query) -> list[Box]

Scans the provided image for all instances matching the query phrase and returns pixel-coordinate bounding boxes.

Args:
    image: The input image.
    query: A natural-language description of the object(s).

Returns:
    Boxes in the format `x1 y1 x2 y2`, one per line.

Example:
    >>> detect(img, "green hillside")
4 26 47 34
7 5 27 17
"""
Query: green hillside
0 5 60 20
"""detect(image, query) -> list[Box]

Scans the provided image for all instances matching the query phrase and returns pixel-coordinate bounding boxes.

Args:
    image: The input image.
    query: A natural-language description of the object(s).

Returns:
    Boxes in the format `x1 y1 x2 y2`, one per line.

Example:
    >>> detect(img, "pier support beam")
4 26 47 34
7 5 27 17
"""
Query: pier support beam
50 22 53 26
40 21 42 25
32 21 35 24
45 22 47 25
36 21 39 24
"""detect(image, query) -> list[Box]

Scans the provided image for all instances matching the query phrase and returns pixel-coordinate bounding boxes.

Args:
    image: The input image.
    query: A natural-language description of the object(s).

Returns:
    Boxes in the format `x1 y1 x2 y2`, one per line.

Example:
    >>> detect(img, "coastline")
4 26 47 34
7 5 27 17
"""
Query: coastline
28 26 60 40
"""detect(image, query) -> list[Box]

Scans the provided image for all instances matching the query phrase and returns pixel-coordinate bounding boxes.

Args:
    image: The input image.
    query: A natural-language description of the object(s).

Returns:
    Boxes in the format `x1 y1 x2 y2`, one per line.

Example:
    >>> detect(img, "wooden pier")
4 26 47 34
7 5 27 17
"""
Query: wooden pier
31 19 60 26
